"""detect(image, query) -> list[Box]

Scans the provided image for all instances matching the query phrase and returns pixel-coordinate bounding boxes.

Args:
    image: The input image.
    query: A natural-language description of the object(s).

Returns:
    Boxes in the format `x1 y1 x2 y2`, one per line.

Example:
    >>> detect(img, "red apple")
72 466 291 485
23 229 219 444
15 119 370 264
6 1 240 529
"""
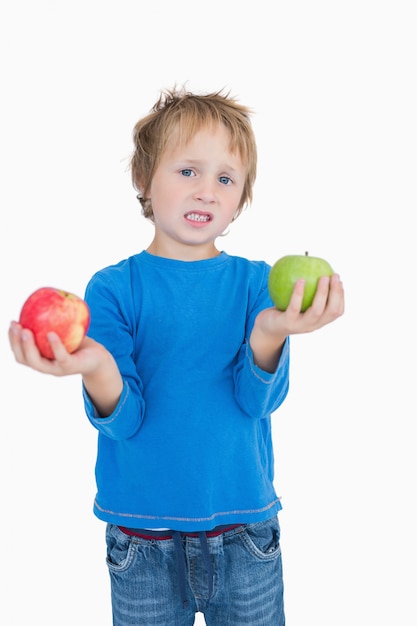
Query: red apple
19 287 90 359
268 252 334 312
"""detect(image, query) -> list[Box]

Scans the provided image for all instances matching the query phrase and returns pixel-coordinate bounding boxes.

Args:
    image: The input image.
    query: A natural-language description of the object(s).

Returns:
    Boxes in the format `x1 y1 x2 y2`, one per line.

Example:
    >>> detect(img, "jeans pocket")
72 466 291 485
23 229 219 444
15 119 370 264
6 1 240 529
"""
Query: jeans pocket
106 524 138 573
239 517 282 561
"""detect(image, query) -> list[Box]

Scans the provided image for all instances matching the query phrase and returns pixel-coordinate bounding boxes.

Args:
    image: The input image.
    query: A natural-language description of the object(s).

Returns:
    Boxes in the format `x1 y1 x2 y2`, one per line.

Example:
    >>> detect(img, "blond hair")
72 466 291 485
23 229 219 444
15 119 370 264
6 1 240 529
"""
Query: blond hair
130 87 257 222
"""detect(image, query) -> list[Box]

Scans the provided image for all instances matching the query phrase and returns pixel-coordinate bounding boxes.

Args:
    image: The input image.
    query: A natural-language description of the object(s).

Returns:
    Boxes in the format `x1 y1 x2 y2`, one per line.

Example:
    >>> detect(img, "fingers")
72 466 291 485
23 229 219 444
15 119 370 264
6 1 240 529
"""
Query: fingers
45 331 72 361
309 275 331 315
9 322 44 368
304 274 344 329
287 276 332 316
9 322 67 371
9 322 36 364
286 278 306 315
282 274 344 334
327 273 345 317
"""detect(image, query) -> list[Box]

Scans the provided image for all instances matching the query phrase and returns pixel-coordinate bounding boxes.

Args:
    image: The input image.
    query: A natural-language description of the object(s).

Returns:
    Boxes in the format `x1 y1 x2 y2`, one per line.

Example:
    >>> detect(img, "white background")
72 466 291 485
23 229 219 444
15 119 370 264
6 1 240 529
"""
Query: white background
1 1 415 624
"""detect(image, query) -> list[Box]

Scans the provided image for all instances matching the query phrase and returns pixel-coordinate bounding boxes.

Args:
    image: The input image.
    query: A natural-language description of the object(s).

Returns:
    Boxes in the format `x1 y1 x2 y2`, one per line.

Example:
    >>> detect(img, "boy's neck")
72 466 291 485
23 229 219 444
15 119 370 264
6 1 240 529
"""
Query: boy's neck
146 238 221 262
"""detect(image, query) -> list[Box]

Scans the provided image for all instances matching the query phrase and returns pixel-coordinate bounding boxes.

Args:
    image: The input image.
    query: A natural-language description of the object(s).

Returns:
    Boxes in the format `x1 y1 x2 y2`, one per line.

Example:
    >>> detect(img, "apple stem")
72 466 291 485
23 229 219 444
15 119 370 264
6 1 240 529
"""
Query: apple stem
305 251 309 256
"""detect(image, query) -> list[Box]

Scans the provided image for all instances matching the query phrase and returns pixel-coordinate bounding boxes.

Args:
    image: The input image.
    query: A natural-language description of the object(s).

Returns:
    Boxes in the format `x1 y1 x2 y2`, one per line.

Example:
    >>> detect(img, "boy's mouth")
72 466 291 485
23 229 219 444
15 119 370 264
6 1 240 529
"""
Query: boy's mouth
185 212 212 223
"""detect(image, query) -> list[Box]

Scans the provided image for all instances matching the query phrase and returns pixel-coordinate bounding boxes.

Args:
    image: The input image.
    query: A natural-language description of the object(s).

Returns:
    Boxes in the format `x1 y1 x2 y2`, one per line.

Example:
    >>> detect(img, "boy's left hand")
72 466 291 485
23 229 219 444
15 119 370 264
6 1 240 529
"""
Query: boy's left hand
250 273 344 373
257 273 345 338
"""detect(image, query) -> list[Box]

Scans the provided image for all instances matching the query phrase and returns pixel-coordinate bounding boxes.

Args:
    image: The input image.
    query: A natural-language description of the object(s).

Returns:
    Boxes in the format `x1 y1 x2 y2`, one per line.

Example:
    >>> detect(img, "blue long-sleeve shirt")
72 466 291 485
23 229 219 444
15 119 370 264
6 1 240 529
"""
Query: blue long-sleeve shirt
83 250 290 531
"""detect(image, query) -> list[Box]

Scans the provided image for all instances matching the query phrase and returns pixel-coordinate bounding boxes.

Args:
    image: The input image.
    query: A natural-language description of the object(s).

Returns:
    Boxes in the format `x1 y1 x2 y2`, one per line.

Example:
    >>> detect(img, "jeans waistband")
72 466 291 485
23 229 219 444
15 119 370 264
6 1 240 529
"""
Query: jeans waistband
118 523 243 540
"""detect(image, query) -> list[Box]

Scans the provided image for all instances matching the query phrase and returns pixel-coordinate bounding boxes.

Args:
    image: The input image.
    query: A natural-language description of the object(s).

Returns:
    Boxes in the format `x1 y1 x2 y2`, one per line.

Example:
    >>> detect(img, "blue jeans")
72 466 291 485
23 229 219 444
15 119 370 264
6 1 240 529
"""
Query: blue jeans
106 517 285 625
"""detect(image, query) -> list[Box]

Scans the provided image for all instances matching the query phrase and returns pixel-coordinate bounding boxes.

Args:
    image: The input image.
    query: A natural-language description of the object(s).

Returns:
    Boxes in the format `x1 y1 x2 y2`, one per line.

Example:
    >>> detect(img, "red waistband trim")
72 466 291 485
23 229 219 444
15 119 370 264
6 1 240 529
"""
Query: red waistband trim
119 524 243 540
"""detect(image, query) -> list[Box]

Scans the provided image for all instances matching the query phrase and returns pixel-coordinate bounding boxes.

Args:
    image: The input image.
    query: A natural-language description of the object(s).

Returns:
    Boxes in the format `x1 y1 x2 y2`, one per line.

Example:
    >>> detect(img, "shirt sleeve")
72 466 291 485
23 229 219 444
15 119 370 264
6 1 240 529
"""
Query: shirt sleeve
82 270 146 440
233 337 290 419
232 260 290 419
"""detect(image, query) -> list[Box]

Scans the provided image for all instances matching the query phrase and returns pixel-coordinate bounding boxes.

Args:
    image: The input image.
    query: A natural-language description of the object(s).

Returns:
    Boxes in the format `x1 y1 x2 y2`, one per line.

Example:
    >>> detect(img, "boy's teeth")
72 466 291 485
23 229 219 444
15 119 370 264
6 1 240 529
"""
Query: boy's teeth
187 213 210 222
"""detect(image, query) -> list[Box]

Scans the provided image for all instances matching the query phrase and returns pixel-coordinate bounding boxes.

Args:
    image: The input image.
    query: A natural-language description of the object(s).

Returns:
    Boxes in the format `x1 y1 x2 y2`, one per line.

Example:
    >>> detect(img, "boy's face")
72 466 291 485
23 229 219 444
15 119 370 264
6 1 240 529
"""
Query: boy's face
147 123 246 259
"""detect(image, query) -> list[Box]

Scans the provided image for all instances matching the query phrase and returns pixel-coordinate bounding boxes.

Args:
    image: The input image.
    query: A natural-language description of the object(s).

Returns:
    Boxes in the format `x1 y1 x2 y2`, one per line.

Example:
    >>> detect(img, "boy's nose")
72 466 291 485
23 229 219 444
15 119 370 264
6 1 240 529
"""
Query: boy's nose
193 178 216 203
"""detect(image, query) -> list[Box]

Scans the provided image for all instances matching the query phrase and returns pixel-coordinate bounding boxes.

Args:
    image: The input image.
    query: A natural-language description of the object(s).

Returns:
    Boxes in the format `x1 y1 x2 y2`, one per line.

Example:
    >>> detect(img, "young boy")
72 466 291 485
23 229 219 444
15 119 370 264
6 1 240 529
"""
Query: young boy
9 88 344 625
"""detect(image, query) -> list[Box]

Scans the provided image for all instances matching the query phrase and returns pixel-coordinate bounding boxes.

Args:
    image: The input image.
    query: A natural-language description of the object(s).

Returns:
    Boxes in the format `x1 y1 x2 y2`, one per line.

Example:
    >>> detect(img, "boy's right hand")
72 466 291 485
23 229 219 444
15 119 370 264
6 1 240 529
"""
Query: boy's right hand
9 321 124 416
8 321 108 378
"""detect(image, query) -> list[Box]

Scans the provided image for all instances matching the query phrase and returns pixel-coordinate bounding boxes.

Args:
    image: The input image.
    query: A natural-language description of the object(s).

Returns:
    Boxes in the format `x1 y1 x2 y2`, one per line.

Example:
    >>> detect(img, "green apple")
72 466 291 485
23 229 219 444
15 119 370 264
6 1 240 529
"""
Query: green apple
268 252 333 312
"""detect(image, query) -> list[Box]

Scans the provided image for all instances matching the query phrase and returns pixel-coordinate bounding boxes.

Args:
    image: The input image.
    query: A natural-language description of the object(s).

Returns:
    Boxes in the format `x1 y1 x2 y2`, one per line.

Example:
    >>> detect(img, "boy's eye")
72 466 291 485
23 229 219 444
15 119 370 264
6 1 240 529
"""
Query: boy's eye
180 169 195 177
219 176 232 185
